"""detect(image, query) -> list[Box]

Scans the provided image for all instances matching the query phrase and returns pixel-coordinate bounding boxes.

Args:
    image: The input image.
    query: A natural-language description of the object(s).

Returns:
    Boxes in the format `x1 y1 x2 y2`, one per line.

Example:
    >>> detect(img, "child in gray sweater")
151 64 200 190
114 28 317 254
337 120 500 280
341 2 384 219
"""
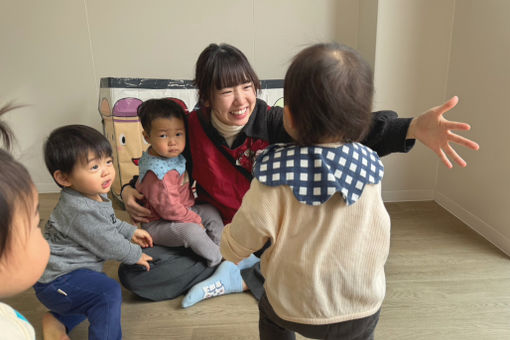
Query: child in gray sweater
34 125 153 340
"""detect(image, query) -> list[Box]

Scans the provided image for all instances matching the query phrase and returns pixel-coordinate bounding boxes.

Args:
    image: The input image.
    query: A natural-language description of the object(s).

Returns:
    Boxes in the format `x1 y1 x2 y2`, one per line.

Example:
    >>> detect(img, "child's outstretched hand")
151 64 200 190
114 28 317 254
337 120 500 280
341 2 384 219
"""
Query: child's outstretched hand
136 253 153 271
132 229 153 248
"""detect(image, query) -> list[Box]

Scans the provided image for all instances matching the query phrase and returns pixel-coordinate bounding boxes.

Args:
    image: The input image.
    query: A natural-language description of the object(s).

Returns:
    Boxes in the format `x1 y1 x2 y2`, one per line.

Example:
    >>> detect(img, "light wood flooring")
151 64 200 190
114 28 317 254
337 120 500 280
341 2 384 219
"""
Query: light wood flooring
4 194 510 339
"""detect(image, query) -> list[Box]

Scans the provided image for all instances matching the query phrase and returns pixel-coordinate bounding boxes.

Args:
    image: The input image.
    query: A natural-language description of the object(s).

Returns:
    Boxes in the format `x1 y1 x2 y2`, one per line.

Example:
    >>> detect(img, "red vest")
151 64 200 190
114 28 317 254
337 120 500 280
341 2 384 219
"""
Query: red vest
187 110 269 224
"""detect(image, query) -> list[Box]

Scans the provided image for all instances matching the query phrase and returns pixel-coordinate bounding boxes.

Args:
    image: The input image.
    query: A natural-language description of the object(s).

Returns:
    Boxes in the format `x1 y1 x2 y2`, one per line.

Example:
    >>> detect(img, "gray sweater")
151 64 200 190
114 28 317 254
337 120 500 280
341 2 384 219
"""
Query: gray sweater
39 188 142 283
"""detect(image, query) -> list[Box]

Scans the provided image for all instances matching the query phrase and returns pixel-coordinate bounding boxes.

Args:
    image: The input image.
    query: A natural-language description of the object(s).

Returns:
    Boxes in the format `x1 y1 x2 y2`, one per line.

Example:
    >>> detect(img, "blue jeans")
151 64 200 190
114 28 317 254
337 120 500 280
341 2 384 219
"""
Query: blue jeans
34 269 122 340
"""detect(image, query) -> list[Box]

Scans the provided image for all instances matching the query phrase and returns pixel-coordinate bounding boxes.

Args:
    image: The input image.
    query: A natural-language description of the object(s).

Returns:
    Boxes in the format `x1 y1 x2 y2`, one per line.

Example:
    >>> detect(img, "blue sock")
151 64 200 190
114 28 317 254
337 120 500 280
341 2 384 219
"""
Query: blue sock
182 261 243 308
236 254 260 271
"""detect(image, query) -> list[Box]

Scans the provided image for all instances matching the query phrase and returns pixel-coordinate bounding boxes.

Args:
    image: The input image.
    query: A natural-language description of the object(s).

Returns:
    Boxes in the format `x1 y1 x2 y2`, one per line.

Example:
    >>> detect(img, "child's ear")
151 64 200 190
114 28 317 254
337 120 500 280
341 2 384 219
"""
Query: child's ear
142 131 150 144
53 170 71 187
283 105 298 141
283 105 294 129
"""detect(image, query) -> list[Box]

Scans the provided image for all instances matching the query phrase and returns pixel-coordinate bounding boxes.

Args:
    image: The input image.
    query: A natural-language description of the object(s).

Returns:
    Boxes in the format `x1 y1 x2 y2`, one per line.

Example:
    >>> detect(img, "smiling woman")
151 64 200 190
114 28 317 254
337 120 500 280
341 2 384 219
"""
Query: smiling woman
118 42 479 309
210 82 257 127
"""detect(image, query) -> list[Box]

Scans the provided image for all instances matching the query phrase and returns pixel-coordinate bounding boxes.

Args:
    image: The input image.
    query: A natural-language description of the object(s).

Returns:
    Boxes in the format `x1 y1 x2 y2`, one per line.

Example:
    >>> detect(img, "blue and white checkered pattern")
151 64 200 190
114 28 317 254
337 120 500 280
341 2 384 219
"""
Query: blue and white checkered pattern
253 143 384 206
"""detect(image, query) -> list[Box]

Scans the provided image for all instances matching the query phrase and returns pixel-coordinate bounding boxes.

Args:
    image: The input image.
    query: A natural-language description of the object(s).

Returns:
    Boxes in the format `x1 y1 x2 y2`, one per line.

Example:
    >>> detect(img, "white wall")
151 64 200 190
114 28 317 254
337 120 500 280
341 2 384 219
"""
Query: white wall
2 1 504 254
374 0 456 202
0 0 358 192
357 0 379 68
0 1 98 191
374 0 509 255
436 0 510 255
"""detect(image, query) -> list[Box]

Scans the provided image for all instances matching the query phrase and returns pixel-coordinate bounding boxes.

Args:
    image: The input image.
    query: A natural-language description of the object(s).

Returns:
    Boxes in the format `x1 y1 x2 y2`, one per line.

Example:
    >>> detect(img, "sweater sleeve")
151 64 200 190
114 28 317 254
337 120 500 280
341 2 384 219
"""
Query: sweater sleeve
138 171 202 224
221 179 278 263
64 205 141 265
362 111 415 156
115 220 138 240
265 104 415 157
265 104 292 144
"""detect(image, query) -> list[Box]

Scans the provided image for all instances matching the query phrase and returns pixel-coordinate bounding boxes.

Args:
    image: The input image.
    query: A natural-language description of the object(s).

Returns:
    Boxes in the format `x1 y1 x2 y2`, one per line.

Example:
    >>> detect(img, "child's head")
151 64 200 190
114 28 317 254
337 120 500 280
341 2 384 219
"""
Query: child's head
0 104 50 298
138 98 187 159
194 43 261 107
44 125 114 201
283 42 374 145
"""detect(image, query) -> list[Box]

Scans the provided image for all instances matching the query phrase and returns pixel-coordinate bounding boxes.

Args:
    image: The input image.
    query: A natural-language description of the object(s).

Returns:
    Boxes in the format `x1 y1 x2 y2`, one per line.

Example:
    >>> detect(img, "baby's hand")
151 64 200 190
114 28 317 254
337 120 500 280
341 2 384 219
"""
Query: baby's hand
132 229 154 248
136 253 153 271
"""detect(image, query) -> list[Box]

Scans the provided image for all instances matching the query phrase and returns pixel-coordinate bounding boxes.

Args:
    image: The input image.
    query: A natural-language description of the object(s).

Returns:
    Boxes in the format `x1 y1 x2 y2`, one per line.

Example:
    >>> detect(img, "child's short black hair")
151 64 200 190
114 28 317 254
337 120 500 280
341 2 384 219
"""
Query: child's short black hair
137 98 186 134
194 43 261 106
284 42 374 145
44 125 112 186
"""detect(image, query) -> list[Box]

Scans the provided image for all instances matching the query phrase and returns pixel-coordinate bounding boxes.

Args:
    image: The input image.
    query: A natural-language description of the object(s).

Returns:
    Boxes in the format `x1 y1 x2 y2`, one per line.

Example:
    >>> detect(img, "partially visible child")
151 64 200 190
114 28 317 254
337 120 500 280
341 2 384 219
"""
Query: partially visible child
0 104 50 339
136 98 224 267
34 125 153 340
221 43 390 339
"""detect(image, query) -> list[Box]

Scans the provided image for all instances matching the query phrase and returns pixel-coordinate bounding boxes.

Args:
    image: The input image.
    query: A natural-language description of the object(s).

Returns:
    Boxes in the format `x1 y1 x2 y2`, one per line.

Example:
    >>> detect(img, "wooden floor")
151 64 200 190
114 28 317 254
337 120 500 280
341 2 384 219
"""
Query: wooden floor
4 194 510 339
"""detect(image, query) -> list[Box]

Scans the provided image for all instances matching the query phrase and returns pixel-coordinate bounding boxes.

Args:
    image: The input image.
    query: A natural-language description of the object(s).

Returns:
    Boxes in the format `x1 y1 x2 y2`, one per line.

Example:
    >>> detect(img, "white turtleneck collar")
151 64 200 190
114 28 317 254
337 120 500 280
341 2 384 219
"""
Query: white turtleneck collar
210 111 244 148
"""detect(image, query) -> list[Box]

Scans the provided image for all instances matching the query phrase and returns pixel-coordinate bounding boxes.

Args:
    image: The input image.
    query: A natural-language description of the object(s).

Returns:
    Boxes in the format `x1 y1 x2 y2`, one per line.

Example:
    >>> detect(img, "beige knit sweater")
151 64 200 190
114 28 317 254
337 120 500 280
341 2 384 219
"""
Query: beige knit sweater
221 179 390 325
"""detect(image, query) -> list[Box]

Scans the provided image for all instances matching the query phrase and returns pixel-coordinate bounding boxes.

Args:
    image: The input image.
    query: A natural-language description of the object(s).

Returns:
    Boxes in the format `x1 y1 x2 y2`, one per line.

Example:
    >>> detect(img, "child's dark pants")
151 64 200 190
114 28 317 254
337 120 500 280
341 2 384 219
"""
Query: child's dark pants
258 292 380 340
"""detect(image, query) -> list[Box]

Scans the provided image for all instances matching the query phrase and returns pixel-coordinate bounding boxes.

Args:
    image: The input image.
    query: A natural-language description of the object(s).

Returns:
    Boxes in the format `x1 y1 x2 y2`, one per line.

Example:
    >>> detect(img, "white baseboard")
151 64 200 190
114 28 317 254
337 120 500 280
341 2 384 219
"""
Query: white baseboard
435 191 510 257
382 189 434 202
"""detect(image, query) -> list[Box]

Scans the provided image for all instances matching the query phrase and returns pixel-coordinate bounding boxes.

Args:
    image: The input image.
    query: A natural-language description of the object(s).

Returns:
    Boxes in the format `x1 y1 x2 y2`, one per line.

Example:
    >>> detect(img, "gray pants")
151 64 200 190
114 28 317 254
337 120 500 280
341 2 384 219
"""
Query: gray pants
118 246 265 302
142 204 223 266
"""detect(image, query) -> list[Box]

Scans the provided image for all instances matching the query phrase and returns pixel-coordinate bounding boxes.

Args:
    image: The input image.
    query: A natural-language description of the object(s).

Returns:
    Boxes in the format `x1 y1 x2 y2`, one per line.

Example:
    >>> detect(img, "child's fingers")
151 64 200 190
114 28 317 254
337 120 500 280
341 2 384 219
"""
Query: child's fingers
141 231 153 247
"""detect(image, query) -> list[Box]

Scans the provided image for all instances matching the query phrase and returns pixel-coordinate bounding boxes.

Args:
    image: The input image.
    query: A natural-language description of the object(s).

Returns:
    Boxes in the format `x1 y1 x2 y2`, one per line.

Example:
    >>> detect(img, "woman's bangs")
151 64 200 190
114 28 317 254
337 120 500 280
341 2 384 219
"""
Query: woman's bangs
214 61 252 90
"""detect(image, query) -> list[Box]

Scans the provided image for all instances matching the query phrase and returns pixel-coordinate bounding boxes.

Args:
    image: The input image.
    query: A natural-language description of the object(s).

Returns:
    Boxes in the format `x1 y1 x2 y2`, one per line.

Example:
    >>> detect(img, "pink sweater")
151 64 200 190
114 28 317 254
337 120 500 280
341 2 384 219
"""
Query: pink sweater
136 170 201 224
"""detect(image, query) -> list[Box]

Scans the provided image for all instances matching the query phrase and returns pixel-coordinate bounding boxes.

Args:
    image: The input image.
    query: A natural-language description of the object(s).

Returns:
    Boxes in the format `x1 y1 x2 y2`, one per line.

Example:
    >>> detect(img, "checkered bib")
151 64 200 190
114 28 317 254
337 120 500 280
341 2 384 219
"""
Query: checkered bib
253 143 384 206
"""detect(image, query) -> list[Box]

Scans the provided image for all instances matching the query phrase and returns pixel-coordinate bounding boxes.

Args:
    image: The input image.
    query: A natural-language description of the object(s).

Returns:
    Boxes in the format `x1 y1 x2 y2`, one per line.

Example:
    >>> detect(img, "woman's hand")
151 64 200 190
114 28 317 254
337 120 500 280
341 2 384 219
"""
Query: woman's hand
121 186 152 223
406 96 479 168
132 229 153 248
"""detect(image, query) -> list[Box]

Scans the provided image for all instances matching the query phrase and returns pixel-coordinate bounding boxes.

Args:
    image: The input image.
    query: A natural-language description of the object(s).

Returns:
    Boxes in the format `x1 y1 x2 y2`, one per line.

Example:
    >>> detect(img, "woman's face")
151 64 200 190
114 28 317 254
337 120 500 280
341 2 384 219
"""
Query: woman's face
209 82 256 126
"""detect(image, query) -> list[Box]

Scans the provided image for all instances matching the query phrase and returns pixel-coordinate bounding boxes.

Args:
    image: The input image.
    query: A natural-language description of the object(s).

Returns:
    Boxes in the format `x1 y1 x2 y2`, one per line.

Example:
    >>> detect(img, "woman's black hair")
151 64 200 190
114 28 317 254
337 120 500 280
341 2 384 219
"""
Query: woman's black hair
194 43 261 106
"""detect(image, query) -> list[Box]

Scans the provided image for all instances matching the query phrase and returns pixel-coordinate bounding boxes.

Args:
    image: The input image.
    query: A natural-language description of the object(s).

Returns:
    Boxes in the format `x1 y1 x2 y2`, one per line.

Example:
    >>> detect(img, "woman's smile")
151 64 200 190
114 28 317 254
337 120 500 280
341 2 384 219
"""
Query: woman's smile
211 82 256 126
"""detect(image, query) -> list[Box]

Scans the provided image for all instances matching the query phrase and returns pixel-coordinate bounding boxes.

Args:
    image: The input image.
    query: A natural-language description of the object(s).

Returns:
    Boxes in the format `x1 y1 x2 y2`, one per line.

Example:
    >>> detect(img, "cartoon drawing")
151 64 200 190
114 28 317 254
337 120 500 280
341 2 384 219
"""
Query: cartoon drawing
100 97 144 197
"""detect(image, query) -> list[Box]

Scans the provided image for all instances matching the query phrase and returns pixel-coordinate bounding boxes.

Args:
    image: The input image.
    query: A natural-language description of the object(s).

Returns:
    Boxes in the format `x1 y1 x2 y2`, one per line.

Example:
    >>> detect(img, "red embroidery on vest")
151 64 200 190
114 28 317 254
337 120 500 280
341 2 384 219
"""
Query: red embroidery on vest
233 138 270 172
